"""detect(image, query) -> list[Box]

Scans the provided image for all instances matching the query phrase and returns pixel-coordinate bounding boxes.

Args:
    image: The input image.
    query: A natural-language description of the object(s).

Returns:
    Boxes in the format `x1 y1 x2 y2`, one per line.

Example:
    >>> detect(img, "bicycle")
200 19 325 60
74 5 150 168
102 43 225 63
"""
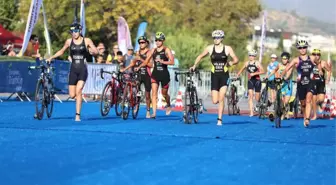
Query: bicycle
227 77 242 116
120 71 141 120
258 79 273 119
269 78 291 128
28 60 55 120
290 81 301 119
175 70 202 124
100 69 125 117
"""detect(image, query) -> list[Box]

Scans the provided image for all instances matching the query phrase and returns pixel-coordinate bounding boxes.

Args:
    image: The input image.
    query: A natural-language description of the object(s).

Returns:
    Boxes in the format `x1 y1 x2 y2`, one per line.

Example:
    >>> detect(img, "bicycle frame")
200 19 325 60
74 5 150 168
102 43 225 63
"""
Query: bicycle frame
175 70 202 123
100 69 124 104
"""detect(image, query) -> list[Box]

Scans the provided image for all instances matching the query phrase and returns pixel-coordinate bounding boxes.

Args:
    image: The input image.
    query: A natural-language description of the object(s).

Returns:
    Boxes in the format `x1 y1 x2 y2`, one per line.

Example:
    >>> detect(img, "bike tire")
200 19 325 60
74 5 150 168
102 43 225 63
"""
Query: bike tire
259 88 268 119
35 79 44 120
293 97 299 119
46 80 54 118
132 87 140 119
227 88 233 116
121 84 130 120
184 88 191 124
191 88 199 123
100 82 112 116
274 91 282 128
115 85 123 116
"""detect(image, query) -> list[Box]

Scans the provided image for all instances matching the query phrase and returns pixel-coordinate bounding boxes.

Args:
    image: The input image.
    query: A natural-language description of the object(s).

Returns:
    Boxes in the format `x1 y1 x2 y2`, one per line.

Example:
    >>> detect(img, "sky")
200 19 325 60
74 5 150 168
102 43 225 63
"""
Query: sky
261 0 336 24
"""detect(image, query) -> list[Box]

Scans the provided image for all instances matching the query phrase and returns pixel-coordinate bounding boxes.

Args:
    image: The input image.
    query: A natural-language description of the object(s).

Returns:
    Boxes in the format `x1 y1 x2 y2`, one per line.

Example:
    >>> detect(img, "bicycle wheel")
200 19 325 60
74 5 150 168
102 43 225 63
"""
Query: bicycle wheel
274 92 282 128
191 88 199 123
46 80 54 118
121 84 131 120
132 86 140 119
227 87 233 116
293 97 299 119
34 79 45 120
115 85 123 116
183 88 191 124
100 82 112 116
259 88 268 119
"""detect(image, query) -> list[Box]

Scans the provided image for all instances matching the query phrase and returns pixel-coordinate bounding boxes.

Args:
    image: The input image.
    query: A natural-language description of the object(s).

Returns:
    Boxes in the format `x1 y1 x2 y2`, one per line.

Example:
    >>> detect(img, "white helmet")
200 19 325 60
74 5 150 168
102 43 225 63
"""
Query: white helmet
248 50 257 56
212 30 225 38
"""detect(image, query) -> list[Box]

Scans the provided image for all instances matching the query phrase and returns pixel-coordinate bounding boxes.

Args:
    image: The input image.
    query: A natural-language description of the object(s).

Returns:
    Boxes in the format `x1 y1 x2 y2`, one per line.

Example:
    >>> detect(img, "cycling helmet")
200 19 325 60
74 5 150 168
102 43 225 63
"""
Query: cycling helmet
212 30 225 38
312 49 321 55
138 35 149 43
248 50 257 56
296 40 309 48
155 32 165 40
70 22 82 31
280 52 290 59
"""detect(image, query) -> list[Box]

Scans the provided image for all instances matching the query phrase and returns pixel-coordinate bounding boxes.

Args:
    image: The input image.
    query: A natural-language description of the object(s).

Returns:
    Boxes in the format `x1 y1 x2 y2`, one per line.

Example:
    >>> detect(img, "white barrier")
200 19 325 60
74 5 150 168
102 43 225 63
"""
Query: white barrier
83 64 118 95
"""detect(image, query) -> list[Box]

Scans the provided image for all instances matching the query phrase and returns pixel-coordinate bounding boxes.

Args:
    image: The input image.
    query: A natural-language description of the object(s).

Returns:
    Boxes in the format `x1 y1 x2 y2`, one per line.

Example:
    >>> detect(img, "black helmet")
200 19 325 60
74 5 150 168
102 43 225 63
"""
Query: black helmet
138 36 149 43
70 22 82 31
280 52 290 59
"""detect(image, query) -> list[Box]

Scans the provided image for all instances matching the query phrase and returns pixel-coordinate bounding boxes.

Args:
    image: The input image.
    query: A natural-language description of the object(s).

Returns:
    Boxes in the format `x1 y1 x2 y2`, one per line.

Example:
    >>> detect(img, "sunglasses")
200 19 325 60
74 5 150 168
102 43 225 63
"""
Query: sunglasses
297 47 307 50
139 42 146 44
249 55 256 57
213 37 222 40
282 57 288 60
312 53 321 56
70 29 80 33
155 39 163 42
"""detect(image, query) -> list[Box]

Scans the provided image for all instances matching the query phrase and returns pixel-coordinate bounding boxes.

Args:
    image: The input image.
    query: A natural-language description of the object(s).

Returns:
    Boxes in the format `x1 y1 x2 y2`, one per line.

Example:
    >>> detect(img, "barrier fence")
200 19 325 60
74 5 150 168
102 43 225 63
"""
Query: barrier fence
0 59 335 105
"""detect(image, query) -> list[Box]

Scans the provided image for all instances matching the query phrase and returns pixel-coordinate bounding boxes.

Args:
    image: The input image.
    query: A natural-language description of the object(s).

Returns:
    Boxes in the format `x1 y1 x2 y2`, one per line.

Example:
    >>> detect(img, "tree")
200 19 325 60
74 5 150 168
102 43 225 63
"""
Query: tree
16 0 172 58
149 0 262 70
0 0 19 30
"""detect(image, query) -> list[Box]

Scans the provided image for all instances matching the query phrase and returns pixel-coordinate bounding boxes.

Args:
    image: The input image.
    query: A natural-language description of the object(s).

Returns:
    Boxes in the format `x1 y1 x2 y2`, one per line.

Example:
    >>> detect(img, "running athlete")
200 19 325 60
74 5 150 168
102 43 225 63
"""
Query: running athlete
311 49 331 119
237 50 264 117
121 36 152 118
190 30 239 126
135 32 175 118
265 54 279 106
283 40 319 127
47 22 98 121
274 52 294 119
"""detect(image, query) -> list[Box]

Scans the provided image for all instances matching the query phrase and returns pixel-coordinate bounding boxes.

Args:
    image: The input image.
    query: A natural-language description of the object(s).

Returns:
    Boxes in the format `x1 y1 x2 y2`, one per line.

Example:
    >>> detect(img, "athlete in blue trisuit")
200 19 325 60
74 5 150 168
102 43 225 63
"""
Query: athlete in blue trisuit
47 22 98 121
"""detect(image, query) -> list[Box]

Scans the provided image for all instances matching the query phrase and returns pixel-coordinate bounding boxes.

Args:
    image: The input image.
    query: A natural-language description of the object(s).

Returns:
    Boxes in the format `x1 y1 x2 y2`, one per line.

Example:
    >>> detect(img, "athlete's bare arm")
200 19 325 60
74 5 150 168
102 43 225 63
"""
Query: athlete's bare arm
85 38 98 56
226 46 239 66
47 39 71 62
237 61 248 76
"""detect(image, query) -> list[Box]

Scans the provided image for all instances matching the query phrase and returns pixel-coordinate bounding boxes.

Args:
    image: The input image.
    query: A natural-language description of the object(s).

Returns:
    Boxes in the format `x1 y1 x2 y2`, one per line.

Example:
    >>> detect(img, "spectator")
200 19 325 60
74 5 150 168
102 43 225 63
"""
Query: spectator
115 51 124 69
124 46 134 68
6 42 16 56
106 44 119 64
96 54 105 64
97 42 112 63
23 34 40 58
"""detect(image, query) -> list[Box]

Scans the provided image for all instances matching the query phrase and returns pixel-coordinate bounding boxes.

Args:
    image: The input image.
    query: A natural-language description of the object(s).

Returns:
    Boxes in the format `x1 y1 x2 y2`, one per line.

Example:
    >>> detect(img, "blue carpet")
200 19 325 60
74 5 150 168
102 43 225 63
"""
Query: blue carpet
0 102 334 185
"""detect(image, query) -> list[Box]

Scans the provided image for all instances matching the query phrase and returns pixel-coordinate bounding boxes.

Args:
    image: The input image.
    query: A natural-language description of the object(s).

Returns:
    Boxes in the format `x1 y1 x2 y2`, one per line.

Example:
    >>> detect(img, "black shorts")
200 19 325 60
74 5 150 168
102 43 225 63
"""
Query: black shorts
248 78 262 92
139 74 151 92
211 73 229 91
297 83 309 101
308 80 326 95
268 80 276 90
68 66 88 85
151 70 170 89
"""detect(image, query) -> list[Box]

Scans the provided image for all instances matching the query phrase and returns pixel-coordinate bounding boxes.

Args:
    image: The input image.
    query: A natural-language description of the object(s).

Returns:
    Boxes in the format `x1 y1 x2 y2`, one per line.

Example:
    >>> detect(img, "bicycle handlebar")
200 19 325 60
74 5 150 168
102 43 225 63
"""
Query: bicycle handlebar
229 77 242 86
174 69 201 82
28 59 54 72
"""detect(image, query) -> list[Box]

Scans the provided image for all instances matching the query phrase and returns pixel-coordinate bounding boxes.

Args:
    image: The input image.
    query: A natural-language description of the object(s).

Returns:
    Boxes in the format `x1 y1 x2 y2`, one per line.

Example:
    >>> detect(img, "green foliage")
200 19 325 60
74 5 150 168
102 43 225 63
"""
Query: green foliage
0 0 19 30
161 28 211 70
